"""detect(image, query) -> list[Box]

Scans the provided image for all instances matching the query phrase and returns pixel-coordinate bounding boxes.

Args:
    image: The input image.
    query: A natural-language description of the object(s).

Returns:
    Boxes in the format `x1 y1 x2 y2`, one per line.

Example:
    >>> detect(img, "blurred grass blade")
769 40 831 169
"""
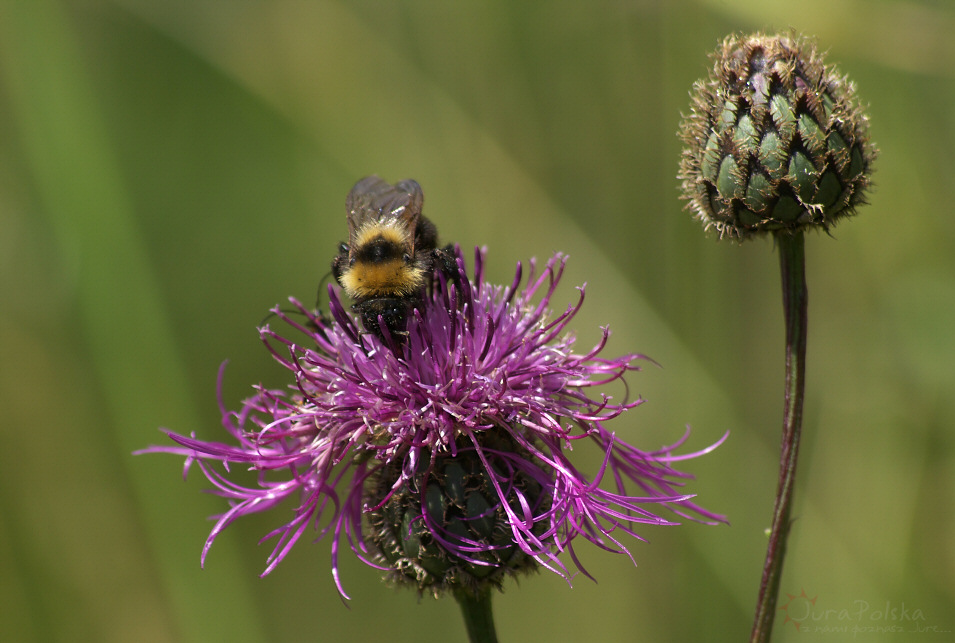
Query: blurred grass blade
0 2 265 641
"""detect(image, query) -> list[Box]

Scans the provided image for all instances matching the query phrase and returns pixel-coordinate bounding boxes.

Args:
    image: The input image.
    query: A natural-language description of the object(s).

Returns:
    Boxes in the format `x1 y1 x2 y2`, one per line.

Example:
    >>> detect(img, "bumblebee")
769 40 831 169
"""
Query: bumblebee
331 175 455 341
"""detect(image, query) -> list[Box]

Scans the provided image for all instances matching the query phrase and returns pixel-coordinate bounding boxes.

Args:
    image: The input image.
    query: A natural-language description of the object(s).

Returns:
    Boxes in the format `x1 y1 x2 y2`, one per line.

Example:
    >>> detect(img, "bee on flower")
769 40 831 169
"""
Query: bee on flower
143 198 724 600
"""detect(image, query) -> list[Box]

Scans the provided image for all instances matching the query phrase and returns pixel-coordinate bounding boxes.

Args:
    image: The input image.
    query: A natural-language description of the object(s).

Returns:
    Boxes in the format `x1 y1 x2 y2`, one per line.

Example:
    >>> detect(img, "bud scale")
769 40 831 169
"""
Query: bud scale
679 32 876 239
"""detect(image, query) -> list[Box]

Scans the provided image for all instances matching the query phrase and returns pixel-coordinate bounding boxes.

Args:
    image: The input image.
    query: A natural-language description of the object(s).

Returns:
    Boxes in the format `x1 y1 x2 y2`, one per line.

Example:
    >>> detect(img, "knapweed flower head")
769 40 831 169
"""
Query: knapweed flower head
143 247 725 598
679 32 876 239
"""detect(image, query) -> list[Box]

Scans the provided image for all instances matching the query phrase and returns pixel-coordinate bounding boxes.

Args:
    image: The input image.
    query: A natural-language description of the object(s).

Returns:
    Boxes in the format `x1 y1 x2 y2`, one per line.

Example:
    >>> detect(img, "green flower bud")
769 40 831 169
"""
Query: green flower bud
679 32 876 239
365 429 546 597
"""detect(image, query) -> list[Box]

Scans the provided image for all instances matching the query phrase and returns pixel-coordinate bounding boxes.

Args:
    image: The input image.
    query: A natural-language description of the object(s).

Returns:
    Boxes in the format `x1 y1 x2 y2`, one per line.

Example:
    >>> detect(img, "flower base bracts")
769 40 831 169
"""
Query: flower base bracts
367 429 546 597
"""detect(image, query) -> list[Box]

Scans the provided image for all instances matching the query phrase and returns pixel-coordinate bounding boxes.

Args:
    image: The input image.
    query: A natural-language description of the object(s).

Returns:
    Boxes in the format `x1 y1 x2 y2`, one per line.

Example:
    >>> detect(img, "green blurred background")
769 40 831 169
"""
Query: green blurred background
2 1 952 641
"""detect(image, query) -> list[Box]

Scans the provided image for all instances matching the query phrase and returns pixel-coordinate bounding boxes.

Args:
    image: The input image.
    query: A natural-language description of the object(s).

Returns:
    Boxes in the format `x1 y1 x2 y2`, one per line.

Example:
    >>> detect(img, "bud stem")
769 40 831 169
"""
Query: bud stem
751 230 808 642
454 588 499 643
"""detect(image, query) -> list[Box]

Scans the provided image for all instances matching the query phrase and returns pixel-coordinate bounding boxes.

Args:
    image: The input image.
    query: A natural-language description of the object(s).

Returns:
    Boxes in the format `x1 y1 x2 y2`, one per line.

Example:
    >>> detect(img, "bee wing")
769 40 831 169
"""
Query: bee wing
345 176 423 250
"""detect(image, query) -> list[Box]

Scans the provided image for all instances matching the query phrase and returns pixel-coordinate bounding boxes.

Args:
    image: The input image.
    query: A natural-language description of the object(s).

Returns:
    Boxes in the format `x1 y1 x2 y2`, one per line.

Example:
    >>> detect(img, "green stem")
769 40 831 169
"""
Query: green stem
750 230 808 643
454 588 499 643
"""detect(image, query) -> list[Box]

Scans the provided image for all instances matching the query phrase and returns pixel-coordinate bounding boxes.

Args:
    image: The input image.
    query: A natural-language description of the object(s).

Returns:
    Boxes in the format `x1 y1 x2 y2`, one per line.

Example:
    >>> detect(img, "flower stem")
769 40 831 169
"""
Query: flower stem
454 588 499 643
750 230 808 643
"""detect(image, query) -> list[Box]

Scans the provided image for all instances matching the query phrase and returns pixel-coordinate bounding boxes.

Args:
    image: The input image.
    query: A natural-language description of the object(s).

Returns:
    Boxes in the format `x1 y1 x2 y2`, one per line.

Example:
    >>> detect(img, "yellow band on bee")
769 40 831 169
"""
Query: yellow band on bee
341 261 427 298
354 221 409 249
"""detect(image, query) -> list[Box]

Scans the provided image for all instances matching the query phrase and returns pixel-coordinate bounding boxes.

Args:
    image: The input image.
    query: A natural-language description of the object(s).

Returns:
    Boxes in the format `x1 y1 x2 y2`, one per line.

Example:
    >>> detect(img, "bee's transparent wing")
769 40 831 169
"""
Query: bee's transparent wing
345 175 423 240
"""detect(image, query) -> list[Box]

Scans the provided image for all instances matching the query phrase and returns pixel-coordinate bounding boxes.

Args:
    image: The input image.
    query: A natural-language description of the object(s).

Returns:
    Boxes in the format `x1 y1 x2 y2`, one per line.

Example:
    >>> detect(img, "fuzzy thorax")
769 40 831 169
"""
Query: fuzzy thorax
340 222 427 298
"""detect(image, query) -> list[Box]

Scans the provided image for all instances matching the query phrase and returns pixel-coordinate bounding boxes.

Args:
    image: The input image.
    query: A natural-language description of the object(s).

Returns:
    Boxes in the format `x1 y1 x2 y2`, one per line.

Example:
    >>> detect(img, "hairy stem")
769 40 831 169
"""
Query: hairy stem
750 230 808 642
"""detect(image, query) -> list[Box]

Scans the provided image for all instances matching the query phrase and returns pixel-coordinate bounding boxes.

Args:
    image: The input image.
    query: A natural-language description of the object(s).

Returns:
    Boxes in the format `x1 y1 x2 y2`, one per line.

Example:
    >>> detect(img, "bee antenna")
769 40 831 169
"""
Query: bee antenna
314 270 335 310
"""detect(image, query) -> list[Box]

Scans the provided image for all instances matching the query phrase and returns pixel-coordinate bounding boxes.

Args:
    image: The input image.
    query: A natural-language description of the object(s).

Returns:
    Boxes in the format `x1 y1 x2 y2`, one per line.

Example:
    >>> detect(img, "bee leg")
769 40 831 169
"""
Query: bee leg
432 244 458 281
429 244 463 308
331 242 349 285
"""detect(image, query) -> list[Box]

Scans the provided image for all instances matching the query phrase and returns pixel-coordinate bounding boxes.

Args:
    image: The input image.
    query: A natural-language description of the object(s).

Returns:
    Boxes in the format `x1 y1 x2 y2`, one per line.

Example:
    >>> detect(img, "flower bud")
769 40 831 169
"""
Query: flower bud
679 32 876 238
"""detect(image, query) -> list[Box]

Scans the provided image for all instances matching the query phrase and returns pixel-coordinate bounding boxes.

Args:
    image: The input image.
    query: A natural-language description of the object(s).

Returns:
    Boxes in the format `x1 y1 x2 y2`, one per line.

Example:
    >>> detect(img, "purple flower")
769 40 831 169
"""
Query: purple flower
142 247 725 598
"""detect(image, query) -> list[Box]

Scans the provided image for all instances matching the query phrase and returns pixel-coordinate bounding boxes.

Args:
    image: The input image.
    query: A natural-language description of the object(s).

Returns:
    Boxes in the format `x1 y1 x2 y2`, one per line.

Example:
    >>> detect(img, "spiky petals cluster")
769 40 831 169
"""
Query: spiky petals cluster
142 248 725 597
